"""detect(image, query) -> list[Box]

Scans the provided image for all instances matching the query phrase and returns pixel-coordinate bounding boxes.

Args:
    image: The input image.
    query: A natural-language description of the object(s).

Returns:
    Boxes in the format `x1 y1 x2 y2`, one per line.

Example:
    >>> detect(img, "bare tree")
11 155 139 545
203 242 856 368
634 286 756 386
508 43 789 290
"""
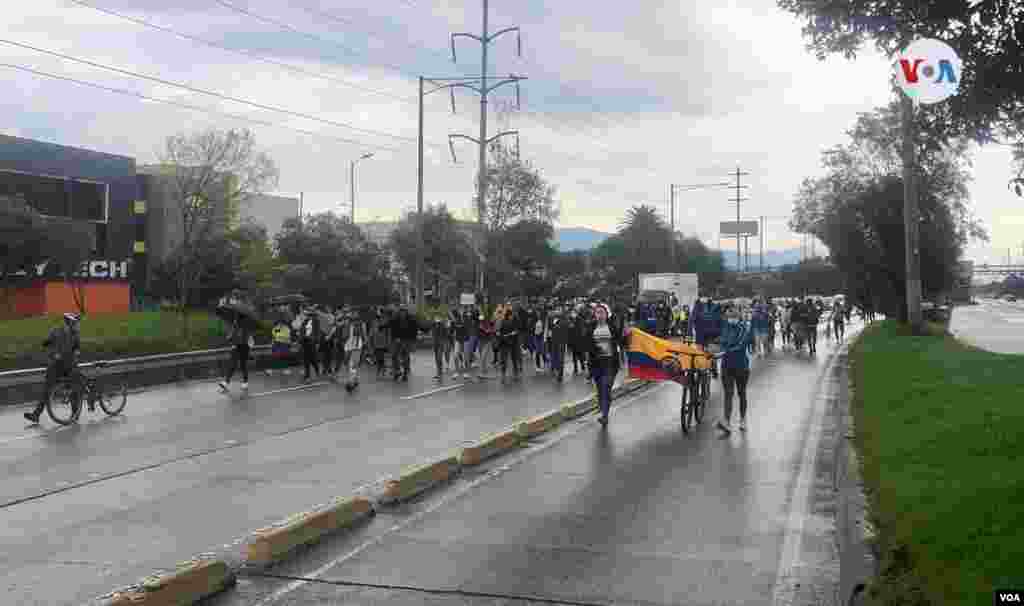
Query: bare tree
157 128 278 332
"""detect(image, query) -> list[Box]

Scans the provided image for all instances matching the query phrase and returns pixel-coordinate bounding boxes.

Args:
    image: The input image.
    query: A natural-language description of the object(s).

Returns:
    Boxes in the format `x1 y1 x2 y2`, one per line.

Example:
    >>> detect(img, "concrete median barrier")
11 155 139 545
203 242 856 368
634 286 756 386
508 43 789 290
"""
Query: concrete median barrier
104 557 234 606
560 398 598 420
380 452 460 503
245 496 374 567
458 427 521 466
516 407 565 439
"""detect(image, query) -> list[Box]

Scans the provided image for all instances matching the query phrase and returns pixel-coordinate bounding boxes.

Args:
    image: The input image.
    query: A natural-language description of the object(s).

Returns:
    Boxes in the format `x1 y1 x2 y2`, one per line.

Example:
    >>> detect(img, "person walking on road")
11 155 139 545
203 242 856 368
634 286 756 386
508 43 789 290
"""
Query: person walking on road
498 308 522 381
370 309 391 378
751 298 771 358
219 313 254 394
805 298 821 355
478 310 496 379
715 303 754 434
297 306 322 382
570 308 589 377
431 311 450 380
586 304 624 427
341 308 366 392
461 307 480 379
389 305 418 382
547 308 570 381
532 311 547 373
832 299 846 342
25 313 82 424
268 318 292 376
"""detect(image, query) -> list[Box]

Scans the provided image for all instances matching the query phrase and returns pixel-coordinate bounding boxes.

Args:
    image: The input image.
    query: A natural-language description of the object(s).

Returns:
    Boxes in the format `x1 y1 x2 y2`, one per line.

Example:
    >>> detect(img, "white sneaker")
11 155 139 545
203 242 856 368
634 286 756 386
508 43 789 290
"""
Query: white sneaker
218 381 229 392
283 369 292 376
241 382 249 391
264 369 273 377
739 418 747 431
716 418 732 433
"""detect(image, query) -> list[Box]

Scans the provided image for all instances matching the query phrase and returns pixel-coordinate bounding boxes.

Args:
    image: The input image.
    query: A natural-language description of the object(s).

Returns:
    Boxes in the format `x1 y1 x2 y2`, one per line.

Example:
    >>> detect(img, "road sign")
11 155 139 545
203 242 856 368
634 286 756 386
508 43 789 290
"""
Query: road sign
720 220 759 236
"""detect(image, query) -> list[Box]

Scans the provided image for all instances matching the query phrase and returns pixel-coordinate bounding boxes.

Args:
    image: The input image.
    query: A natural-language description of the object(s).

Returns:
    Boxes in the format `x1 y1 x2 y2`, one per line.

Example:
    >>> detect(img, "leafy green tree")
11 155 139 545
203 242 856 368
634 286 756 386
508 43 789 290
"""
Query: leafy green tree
275 213 392 306
390 204 475 303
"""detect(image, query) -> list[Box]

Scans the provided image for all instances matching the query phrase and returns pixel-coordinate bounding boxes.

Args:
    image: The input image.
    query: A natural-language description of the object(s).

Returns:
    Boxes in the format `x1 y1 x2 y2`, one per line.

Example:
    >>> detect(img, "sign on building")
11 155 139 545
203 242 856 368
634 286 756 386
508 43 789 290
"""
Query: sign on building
13 259 132 280
460 293 476 306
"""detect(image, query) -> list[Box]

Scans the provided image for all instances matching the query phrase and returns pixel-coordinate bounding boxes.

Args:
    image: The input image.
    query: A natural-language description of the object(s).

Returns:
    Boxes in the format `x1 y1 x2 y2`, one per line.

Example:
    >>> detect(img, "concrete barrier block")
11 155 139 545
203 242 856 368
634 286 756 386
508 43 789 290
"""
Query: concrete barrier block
516 407 564 439
245 496 374 566
458 427 521 466
561 398 598 420
107 558 234 606
381 453 460 503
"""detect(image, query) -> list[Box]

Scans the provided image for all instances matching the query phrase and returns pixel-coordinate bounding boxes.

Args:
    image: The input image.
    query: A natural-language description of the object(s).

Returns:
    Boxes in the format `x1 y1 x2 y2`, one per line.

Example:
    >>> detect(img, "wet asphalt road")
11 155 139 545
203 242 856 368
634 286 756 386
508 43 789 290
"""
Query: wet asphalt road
0 352 622 606
212 321 862 606
950 298 1024 354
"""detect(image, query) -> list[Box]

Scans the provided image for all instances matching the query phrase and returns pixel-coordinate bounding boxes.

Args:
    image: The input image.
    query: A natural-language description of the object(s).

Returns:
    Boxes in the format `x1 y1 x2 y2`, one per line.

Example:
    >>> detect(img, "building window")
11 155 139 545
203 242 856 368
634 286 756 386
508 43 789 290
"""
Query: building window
72 179 107 222
0 170 68 217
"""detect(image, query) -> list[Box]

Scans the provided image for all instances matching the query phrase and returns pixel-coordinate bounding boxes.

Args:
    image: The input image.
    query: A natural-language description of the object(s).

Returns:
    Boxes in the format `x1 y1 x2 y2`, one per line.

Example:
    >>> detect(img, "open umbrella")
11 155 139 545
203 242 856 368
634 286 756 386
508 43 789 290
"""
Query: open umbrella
215 300 260 328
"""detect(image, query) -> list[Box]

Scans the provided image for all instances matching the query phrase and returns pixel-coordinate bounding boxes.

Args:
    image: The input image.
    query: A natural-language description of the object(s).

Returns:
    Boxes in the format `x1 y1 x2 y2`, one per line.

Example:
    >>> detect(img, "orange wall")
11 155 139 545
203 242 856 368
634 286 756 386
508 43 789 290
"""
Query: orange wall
6 281 130 317
44 281 130 315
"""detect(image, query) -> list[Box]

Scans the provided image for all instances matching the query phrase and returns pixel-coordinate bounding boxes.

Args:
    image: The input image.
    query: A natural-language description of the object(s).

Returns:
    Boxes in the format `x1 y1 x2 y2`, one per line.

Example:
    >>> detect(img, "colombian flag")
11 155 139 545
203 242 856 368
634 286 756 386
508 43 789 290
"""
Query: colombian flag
626 328 712 382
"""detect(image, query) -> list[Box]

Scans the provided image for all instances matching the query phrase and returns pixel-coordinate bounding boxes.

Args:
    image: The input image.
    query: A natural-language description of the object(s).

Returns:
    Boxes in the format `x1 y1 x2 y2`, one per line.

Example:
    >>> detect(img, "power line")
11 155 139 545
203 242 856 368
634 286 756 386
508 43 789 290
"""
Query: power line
212 0 415 78
0 38 446 149
66 0 419 105
290 0 469 72
0 61 413 153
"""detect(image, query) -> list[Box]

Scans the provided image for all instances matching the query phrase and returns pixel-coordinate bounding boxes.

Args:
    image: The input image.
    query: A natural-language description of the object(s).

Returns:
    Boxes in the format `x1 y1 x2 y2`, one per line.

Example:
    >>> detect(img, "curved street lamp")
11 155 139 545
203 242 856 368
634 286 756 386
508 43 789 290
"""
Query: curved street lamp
349 152 374 223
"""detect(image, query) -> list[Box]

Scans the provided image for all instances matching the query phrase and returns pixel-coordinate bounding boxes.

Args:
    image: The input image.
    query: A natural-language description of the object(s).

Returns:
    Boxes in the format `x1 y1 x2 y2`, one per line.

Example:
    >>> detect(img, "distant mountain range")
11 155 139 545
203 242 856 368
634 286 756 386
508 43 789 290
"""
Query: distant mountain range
554 227 804 269
553 227 611 251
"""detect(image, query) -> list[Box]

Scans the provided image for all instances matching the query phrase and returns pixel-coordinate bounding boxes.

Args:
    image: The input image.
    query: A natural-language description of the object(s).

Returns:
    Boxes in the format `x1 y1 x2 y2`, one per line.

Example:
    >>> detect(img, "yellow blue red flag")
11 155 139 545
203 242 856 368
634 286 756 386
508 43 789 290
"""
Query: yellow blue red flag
626 328 711 381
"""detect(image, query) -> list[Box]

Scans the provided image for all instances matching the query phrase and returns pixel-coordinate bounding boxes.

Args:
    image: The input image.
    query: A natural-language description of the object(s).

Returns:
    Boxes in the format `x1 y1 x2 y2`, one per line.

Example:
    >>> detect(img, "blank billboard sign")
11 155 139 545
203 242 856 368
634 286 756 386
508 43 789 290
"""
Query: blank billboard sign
720 220 759 236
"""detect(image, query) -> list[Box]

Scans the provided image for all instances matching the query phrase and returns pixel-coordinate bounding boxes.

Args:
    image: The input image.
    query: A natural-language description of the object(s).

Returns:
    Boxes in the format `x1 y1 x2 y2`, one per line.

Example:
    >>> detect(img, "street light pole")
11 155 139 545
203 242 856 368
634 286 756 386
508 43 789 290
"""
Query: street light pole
349 152 374 223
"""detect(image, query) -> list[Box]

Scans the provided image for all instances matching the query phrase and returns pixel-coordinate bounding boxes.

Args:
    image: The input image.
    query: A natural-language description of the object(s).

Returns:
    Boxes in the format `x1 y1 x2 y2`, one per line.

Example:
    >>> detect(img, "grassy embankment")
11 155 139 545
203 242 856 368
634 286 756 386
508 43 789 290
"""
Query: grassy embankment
0 311 271 371
850 320 1024 605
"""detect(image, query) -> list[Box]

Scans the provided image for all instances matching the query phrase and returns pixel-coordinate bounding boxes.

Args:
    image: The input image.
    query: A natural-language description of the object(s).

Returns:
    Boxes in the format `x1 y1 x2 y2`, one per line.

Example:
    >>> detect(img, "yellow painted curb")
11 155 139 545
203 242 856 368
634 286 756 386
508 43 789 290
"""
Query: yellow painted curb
108 558 233 605
458 427 521 466
382 453 460 502
561 398 598 420
515 407 564 438
245 496 374 566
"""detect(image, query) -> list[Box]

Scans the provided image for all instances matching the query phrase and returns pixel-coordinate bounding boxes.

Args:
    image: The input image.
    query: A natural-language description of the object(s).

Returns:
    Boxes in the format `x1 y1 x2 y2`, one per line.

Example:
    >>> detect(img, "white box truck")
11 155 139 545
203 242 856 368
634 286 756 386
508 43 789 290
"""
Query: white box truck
637 273 699 310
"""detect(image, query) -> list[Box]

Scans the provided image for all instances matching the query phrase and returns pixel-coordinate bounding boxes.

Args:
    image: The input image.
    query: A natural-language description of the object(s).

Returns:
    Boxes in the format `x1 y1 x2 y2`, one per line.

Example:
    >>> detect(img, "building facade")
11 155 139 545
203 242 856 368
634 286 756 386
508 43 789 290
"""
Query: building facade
0 135 142 316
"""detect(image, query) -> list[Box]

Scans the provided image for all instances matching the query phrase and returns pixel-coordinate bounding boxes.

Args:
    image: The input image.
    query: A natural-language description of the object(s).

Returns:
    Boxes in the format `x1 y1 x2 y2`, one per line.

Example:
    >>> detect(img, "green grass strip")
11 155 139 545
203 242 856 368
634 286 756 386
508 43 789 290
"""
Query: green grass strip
850 320 1024 605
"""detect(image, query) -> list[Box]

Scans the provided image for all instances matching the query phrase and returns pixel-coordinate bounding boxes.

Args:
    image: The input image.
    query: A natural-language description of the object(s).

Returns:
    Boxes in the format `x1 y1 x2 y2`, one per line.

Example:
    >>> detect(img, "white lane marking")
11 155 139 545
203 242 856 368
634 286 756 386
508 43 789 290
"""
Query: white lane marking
771 328 850 606
249 382 330 398
400 384 466 400
252 382 666 606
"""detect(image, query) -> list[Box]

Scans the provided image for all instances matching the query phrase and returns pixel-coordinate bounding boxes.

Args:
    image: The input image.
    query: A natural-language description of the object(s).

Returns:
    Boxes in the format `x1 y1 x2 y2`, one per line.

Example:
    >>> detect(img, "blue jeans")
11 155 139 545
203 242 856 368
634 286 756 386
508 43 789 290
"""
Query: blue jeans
548 343 565 375
592 362 617 418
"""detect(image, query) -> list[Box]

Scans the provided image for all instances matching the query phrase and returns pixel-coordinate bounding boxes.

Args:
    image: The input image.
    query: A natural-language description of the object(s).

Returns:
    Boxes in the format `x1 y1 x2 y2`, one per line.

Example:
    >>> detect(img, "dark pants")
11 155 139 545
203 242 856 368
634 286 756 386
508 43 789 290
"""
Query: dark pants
592 362 617 419
500 342 521 375
571 346 587 373
392 340 412 377
721 367 750 421
320 340 334 375
433 346 445 377
226 344 250 383
302 338 320 379
549 343 565 378
33 359 72 415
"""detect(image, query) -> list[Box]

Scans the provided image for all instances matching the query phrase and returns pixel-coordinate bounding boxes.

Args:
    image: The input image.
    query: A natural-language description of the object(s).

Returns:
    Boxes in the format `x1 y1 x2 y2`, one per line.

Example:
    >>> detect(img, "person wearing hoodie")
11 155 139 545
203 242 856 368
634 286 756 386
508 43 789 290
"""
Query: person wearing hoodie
547 308 570 381
715 303 754 434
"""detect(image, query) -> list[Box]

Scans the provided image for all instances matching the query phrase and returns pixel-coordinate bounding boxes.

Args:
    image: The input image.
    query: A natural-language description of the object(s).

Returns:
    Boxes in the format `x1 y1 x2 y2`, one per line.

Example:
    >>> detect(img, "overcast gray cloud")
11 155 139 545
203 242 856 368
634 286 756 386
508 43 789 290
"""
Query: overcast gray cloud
2 0 1021 264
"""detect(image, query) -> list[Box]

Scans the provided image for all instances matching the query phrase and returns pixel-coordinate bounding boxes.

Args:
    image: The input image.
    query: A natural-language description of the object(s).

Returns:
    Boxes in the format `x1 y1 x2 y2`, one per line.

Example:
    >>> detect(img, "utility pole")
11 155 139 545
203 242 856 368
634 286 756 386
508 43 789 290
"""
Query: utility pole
450 0 524 303
729 167 750 273
760 215 765 272
901 94 923 332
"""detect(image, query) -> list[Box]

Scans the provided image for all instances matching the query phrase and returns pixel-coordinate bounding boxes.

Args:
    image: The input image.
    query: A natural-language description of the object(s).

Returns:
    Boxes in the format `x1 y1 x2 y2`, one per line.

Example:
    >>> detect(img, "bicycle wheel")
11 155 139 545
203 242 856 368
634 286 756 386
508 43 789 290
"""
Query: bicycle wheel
695 371 710 424
99 381 127 416
46 381 81 426
679 380 692 434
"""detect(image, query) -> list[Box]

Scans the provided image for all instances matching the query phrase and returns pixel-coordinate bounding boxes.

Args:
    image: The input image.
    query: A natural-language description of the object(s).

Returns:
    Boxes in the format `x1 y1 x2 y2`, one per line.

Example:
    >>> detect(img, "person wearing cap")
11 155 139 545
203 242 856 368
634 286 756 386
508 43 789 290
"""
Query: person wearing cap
25 313 82 424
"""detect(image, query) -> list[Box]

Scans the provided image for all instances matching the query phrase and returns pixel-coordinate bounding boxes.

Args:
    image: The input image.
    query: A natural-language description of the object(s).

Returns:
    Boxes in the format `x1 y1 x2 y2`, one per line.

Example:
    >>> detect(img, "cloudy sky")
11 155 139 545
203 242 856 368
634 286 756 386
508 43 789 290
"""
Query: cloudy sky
3 0 1023 265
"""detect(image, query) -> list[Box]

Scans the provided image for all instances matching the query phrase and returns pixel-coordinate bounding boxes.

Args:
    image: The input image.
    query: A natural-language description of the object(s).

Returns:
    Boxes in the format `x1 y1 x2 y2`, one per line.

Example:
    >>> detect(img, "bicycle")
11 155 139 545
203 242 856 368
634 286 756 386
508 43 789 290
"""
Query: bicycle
665 341 715 434
46 361 127 426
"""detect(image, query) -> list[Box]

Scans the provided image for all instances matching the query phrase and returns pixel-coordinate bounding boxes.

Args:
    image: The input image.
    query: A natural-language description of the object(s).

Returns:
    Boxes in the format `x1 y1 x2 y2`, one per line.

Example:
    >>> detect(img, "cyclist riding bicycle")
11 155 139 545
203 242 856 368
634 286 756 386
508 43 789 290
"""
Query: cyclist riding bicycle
25 312 82 424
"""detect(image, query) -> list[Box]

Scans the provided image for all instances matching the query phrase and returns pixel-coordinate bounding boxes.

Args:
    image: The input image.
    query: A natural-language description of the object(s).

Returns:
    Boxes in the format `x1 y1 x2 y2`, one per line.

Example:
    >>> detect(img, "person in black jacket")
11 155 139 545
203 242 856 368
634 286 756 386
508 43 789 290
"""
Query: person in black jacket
498 308 522 380
570 308 589 376
547 308 570 381
389 305 420 381
586 304 625 426
298 306 322 382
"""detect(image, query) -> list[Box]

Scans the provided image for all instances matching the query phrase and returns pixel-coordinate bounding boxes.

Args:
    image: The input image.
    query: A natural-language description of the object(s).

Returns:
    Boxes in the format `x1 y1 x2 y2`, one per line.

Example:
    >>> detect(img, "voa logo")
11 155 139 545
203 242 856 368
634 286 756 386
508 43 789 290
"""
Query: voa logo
997 590 1022 603
896 38 962 104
